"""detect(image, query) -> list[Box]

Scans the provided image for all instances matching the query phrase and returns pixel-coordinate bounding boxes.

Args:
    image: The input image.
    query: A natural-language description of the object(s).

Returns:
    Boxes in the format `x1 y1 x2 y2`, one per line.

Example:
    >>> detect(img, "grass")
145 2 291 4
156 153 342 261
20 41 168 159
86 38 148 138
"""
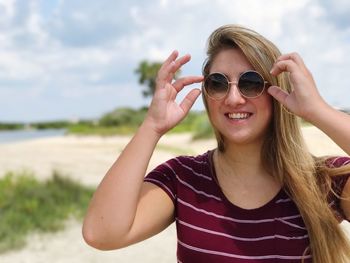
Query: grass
67 124 138 136
0 170 94 253
66 110 215 140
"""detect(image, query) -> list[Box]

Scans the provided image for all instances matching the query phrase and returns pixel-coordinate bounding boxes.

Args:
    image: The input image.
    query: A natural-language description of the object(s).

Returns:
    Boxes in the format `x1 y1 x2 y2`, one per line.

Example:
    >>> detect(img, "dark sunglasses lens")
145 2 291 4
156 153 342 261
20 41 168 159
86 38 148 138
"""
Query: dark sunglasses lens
205 73 229 99
238 71 265 97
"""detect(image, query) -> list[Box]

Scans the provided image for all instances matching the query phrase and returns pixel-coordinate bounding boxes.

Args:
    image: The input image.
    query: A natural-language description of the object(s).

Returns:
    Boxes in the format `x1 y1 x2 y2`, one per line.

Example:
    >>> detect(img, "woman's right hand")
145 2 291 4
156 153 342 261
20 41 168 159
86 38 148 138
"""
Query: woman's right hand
83 51 202 250
143 50 203 137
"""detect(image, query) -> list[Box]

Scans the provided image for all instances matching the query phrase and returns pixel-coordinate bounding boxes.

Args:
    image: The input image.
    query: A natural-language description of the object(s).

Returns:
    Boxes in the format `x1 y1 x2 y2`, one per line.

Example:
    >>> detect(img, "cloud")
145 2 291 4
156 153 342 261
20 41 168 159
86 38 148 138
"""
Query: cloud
0 0 350 122
45 1 130 47
318 0 350 29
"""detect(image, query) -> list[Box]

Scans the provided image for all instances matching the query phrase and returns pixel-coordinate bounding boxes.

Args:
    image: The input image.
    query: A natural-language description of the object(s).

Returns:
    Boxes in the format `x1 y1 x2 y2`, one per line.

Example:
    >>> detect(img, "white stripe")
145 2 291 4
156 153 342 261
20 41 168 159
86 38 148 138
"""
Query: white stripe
164 162 177 175
176 175 221 201
178 198 303 226
330 157 342 167
276 218 306 230
185 155 208 165
150 168 220 201
173 158 212 181
178 219 308 241
144 178 176 199
329 157 350 167
276 198 291 204
178 239 311 260
343 159 350 166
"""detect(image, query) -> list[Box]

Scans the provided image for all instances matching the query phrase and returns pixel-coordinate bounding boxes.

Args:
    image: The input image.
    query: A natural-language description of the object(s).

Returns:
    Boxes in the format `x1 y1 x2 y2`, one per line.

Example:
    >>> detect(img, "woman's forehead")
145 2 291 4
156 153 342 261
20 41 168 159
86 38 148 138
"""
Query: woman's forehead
209 49 253 75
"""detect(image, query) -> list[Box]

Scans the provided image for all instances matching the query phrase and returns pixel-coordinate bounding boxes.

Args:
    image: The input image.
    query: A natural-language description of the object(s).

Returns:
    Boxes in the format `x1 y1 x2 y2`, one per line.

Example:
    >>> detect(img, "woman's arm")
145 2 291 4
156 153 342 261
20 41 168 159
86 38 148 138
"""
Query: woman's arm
269 53 350 155
269 52 350 218
305 103 350 156
82 50 203 250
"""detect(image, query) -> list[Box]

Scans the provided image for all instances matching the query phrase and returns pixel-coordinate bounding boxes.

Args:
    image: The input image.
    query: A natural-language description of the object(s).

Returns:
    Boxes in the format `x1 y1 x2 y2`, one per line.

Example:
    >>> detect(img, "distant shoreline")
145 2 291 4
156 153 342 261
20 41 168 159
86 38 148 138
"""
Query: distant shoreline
0 129 66 144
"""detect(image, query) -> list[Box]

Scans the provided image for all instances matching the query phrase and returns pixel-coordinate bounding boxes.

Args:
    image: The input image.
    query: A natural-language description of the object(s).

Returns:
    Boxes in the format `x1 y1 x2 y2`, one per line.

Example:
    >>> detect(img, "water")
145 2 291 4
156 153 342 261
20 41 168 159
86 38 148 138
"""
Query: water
0 129 66 144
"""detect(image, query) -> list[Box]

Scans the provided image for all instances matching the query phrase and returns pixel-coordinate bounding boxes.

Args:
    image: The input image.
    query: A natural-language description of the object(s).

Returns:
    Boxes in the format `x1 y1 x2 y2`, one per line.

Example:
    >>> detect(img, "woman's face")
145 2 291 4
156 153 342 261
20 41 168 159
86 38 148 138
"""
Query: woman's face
206 48 273 147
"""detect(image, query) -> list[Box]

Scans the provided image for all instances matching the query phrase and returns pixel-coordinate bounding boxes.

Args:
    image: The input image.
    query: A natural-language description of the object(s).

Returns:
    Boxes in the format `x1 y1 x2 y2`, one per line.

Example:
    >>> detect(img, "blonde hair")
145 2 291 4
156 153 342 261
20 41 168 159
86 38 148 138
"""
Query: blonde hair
202 24 350 262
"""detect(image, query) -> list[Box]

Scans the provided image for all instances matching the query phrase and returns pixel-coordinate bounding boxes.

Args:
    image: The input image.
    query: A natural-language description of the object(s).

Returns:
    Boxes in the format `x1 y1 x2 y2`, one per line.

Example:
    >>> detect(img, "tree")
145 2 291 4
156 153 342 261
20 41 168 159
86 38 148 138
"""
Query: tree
135 60 181 97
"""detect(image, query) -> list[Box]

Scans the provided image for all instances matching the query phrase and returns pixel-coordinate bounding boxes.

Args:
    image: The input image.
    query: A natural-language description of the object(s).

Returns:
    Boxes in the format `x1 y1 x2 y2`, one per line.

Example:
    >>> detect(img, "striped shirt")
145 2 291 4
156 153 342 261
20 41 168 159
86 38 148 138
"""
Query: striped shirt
144 151 350 263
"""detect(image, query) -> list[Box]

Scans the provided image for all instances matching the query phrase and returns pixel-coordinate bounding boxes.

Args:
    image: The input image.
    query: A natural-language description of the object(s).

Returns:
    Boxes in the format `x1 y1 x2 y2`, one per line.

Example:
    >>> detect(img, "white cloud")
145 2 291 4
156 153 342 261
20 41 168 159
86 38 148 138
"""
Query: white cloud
0 0 16 20
0 51 45 79
0 0 350 121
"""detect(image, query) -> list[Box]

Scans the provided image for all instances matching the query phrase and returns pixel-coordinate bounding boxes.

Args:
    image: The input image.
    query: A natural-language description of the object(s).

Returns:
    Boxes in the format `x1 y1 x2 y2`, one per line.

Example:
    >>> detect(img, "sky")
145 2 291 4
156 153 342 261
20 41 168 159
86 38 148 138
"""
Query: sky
0 0 350 122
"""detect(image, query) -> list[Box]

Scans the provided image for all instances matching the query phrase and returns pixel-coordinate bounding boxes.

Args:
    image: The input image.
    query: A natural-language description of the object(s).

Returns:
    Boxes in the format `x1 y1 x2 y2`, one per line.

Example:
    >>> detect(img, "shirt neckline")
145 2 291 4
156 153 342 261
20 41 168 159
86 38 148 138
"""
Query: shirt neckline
207 149 285 215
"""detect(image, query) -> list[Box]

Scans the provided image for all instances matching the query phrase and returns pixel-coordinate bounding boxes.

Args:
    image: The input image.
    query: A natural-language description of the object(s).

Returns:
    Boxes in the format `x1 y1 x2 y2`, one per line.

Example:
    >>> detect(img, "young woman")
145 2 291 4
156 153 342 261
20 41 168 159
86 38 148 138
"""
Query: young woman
82 25 350 262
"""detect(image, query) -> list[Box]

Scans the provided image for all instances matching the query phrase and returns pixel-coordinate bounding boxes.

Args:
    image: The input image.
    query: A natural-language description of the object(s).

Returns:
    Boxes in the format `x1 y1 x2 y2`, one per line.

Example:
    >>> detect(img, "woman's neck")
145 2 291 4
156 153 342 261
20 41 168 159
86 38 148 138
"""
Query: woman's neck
214 144 281 209
216 141 266 180
223 141 263 163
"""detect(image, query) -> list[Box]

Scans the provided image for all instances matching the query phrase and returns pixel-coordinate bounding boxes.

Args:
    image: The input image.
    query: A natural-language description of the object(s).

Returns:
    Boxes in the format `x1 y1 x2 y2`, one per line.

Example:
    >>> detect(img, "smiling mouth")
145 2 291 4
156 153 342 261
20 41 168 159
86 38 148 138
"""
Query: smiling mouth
226 112 252 120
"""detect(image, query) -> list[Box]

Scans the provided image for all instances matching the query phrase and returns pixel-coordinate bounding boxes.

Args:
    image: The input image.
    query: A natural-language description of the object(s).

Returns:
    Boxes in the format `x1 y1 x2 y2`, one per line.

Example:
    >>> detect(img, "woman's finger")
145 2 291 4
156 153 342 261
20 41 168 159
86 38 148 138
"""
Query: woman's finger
157 52 192 89
179 89 202 114
172 76 204 92
159 50 178 72
157 60 177 86
156 50 179 87
270 59 299 76
267 86 289 106
164 54 192 83
275 52 309 73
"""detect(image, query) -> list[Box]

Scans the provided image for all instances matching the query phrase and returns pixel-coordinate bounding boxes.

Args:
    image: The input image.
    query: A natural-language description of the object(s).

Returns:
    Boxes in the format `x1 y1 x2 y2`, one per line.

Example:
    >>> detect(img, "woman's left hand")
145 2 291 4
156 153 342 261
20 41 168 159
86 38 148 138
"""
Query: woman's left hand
268 52 327 121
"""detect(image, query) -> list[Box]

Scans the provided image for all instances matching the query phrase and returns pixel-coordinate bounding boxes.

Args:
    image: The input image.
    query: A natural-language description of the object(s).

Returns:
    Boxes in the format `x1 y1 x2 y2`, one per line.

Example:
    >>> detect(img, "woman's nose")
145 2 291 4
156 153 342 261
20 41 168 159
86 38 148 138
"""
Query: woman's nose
224 83 246 106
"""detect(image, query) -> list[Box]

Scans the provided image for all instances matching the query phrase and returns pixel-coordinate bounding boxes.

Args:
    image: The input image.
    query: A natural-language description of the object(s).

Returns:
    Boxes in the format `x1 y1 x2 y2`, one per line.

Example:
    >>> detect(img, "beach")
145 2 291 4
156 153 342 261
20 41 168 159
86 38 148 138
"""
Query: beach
0 126 349 262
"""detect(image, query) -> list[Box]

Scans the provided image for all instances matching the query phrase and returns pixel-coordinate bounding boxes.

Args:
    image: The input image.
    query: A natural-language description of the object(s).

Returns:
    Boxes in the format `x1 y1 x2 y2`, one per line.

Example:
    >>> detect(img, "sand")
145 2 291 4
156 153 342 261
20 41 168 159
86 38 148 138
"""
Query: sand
0 126 349 262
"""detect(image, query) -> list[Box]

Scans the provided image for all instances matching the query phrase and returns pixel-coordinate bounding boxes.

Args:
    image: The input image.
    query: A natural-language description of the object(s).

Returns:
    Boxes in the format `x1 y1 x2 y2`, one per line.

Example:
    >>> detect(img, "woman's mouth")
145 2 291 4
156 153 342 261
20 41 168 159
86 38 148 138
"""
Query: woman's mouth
226 112 252 120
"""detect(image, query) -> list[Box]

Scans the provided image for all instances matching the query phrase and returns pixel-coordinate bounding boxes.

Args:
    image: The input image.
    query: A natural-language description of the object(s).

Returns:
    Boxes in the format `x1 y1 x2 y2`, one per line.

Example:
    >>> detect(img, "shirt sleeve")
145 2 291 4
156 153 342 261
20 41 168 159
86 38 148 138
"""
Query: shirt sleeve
144 158 178 204
327 157 350 221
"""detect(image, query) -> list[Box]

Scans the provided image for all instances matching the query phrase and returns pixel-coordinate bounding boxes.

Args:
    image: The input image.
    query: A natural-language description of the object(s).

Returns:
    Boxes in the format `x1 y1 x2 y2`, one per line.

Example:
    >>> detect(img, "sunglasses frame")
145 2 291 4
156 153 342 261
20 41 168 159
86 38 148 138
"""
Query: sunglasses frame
203 70 268 100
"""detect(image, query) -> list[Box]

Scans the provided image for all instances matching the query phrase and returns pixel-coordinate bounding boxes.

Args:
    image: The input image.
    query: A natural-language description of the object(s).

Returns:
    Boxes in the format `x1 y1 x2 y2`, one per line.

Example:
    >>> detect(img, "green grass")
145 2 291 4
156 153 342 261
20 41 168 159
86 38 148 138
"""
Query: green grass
67 124 138 136
67 114 215 140
0 171 94 253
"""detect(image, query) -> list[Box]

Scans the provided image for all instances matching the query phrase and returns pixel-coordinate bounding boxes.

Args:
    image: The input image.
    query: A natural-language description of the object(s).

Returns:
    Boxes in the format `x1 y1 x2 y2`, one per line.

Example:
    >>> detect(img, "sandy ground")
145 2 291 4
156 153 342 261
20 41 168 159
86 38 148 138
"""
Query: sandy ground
0 126 349 262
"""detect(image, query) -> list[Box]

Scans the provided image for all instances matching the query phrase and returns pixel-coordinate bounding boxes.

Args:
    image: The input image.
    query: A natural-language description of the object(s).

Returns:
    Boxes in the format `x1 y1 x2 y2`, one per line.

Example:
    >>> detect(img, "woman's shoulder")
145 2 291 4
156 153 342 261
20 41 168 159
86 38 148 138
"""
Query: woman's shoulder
315 156 350 195
322 156 350 221
164 150 214 167
149 150 214 175
325 156 350 168
321 156 350 197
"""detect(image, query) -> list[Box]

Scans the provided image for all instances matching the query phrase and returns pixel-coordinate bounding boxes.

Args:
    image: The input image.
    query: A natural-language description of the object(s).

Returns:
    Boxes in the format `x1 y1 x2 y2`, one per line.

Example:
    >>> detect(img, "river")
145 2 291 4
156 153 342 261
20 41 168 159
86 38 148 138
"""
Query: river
0 129 66 144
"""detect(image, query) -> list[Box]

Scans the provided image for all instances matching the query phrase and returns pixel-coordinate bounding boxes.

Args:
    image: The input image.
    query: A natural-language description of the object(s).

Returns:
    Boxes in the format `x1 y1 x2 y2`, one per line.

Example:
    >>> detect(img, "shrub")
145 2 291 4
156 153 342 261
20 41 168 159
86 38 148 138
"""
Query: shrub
0 171 94 253
191 113 214 140
99 107 147 127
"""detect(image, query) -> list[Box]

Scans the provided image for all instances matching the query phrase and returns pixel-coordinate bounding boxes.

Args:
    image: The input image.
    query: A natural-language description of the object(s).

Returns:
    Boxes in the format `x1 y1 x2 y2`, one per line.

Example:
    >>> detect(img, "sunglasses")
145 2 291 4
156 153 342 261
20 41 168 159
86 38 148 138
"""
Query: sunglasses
203 70 268 100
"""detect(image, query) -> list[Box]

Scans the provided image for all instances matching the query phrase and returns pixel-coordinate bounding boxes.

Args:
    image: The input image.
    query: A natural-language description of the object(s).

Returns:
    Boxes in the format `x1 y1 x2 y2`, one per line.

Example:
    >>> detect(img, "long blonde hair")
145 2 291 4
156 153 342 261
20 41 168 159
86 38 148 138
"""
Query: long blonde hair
202 24 350 263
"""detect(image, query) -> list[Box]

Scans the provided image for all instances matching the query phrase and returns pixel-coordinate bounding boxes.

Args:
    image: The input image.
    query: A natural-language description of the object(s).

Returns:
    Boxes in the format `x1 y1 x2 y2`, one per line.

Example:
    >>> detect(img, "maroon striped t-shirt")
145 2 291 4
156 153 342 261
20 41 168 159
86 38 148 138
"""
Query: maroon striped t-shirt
144 151 350 263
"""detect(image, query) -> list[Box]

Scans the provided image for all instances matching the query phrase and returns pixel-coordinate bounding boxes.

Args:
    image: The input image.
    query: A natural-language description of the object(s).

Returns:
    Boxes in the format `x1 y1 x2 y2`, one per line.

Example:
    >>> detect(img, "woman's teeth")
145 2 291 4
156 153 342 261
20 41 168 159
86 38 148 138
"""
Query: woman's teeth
228 113 251 119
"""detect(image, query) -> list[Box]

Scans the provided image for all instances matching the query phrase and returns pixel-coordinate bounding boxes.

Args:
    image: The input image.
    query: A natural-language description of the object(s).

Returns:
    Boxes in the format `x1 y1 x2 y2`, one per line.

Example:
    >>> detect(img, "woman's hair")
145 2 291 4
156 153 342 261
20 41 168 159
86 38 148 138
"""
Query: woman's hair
202 24 350 262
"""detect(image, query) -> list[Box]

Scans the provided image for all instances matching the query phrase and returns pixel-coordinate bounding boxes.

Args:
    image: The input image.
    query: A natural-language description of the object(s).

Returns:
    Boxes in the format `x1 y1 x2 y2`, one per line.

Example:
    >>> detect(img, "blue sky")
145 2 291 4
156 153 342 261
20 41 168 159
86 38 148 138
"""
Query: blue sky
1 0 350 122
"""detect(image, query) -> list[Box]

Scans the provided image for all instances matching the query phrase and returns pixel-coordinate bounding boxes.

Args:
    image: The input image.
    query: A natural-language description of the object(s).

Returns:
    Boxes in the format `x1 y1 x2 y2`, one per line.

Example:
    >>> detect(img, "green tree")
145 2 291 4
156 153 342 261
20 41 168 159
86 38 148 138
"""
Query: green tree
135 60 161 97
135 60 181 97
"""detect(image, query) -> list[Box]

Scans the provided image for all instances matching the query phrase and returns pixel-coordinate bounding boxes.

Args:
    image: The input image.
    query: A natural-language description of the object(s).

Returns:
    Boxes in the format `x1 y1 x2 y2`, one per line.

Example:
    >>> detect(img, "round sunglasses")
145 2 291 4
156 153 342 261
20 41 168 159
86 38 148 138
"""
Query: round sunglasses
203 70 268 100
